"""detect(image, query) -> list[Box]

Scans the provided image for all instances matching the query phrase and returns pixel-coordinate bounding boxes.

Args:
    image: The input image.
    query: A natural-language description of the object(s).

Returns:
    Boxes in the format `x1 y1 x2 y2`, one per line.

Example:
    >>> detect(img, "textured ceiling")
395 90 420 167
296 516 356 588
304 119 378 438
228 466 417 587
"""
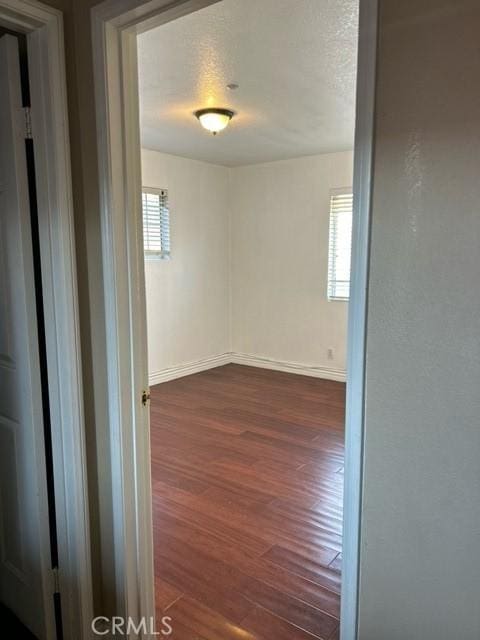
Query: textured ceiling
137 0 358 167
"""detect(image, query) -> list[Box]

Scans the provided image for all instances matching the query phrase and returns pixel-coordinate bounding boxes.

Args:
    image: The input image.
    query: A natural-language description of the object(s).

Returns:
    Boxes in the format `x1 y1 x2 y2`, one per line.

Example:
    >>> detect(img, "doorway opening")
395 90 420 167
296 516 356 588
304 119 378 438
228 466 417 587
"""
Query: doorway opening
92 0 376 637
138 3 355 636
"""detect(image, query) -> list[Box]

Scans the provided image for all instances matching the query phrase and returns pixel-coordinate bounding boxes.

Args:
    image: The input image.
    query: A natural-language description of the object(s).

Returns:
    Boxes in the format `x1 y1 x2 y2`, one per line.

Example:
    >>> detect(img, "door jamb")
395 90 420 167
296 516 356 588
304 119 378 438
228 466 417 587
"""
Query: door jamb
341 1 378 638
91 0 378 637
0 1 93 638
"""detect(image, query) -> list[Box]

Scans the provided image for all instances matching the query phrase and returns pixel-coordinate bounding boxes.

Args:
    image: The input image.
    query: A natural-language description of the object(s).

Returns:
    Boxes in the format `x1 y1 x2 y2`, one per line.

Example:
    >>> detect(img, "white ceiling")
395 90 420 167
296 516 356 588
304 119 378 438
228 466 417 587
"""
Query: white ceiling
137 0 358 167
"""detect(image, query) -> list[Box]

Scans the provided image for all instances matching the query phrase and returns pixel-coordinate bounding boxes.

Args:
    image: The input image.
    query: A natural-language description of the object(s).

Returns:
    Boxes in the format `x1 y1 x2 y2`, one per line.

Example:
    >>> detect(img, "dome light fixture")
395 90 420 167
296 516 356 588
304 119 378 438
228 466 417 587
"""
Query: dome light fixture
194 108 235 135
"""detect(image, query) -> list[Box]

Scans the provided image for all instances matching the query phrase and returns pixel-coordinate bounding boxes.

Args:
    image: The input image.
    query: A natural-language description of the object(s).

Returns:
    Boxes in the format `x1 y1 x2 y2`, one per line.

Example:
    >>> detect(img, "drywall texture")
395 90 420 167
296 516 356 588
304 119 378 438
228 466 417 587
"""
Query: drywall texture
231 152 352 373
358 1 480 639
142 150 230 376
137 0 358 165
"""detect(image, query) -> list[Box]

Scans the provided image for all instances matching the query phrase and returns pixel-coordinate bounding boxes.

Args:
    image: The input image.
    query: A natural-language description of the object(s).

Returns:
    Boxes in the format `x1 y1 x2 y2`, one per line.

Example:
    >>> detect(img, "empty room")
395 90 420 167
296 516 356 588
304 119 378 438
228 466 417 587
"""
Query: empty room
137 1 357 637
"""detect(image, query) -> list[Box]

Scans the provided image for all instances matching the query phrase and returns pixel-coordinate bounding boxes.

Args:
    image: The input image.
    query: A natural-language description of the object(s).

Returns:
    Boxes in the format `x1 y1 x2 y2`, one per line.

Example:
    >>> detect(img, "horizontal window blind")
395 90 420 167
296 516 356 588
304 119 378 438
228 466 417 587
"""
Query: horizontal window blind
327 191 353 300
142 188 170 259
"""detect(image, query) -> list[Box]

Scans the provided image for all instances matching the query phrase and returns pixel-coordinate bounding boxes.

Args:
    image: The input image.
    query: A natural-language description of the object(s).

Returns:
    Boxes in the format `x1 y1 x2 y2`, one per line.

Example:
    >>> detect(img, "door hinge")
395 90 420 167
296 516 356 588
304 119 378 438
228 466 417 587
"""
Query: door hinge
24 107 33 139
141 389 151 406
52 566 60 594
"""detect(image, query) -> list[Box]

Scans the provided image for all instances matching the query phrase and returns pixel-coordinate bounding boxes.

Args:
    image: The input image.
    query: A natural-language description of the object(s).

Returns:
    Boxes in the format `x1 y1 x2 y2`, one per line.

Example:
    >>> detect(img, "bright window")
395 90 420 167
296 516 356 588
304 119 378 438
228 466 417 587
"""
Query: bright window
142 188 170 259
327 190 353 300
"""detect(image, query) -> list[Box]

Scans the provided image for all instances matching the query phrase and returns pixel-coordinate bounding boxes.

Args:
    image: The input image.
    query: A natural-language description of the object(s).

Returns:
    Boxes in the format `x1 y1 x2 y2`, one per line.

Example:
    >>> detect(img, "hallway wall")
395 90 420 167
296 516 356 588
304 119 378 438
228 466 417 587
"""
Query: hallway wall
358 1 480 638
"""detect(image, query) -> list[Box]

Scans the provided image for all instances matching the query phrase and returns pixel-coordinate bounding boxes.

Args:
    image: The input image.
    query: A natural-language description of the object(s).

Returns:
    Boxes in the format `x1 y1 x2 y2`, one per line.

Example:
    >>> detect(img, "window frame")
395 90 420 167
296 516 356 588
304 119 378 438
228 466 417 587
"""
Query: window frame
141 186 171 260
327 187 353 302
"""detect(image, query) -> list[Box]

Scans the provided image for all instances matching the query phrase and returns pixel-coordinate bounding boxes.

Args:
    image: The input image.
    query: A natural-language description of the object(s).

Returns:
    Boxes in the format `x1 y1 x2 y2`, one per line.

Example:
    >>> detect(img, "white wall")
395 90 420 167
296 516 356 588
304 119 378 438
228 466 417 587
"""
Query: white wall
142 149 353 381
231 152 353 375
141 149 230 380
358 2 480 639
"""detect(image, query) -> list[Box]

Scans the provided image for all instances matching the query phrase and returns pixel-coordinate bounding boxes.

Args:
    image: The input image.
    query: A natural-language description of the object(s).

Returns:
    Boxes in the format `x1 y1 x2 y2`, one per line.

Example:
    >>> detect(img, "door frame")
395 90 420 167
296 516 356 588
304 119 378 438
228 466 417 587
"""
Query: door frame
91 0 378 637
0 1 93 638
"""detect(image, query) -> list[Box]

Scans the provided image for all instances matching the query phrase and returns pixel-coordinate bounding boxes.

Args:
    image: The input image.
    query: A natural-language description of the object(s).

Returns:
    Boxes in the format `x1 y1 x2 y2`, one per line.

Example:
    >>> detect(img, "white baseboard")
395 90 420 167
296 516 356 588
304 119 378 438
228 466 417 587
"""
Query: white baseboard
230 352 346 382
149 351 346 385
149 352 231 386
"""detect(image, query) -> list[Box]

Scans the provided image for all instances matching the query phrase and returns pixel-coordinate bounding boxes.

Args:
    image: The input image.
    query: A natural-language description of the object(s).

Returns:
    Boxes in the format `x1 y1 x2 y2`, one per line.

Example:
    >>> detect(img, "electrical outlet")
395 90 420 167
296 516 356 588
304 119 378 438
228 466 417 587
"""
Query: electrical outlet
327 348 334 360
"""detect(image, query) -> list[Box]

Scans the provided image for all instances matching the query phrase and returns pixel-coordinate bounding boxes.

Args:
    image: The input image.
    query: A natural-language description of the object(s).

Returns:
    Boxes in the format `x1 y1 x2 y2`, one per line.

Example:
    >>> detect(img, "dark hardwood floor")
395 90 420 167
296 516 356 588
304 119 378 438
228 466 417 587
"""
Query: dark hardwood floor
150 363 345 640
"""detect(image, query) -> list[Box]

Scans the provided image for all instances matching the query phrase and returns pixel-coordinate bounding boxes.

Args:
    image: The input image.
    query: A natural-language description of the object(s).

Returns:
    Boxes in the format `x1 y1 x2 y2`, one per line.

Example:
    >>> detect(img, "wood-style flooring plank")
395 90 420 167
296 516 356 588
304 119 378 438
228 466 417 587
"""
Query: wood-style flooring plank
241 605 328 640
154 533 254 624
167 596 261 640
151 507 340 613
239 576 339 632
262 545 341 596
155 575 183 612
151 364 345 640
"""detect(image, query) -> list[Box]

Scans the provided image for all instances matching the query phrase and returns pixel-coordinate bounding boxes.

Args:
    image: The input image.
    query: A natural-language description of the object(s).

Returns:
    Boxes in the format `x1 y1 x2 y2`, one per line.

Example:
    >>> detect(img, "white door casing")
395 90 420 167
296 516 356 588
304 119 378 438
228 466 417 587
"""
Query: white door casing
0 1 93 636
0 33 55 640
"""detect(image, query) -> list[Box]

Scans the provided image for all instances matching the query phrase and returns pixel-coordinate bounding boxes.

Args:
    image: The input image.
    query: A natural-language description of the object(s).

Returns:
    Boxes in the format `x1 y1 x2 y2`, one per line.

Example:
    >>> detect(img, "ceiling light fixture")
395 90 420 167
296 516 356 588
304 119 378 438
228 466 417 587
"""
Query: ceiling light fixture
194 108 235 135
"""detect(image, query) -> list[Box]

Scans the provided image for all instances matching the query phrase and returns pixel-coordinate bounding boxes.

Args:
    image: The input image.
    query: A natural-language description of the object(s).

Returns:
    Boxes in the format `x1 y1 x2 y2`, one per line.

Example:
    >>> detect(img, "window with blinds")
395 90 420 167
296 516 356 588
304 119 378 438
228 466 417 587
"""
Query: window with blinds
142 188 170 259
327 190 353 301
